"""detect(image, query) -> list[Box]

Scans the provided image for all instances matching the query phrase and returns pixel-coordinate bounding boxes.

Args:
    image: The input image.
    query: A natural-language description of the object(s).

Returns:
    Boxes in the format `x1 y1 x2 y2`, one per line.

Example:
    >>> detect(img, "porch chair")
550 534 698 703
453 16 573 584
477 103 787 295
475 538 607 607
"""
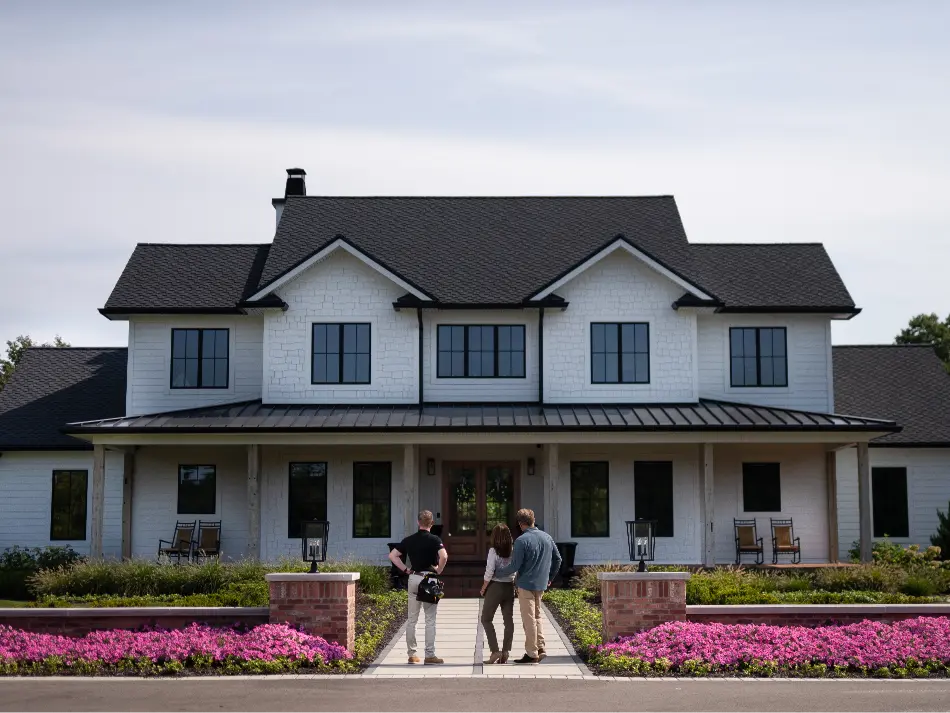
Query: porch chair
193 521 222 562
157 521 196 564
770 518 801 564
734 519 764 565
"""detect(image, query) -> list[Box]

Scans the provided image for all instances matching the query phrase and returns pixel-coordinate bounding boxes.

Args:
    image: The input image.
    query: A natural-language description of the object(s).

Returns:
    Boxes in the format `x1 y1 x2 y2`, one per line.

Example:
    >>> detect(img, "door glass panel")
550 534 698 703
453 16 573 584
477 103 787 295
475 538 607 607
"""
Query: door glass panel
447 467 478 537
484 465 515 536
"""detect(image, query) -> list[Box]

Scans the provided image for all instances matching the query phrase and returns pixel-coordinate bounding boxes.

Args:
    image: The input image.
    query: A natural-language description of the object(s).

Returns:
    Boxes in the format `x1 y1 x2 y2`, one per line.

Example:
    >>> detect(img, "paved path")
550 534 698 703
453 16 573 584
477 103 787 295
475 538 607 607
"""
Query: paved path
3 678 949 712
365 597 589 678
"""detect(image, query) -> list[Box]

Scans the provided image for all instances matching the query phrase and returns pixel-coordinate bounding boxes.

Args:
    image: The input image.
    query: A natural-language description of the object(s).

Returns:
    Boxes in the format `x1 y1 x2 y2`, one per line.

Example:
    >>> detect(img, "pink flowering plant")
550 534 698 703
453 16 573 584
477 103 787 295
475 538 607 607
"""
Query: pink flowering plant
593 617 950 678
0 623 351 676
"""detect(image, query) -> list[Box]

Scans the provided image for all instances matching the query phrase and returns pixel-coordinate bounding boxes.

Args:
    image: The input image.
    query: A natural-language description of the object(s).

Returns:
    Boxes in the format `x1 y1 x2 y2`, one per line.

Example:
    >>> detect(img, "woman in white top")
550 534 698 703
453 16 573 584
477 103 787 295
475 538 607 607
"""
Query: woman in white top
479 523 516 664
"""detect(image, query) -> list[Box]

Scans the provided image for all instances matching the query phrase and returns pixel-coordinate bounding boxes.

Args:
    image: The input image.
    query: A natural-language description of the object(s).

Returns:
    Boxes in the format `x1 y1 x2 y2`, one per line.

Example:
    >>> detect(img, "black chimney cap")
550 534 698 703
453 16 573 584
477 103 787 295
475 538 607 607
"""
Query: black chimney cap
286 167 307 176
284 167 307 197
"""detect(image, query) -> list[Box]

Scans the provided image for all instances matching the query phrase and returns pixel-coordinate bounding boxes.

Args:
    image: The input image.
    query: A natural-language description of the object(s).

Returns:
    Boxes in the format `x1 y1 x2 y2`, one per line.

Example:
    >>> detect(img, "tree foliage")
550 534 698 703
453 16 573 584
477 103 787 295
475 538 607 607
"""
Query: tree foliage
0 335 70 391
933 501 950 561
895 313 950 373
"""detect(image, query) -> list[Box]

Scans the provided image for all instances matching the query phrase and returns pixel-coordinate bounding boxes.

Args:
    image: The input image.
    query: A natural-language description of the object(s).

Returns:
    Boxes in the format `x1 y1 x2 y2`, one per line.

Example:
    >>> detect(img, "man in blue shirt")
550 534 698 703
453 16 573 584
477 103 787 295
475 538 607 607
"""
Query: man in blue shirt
493 508 562 664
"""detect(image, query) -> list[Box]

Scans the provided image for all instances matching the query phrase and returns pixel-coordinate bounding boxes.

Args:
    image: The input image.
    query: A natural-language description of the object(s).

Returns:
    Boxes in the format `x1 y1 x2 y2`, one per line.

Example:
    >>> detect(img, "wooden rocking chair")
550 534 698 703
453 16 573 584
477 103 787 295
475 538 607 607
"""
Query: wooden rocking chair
771 518 801 564
193 521 222 562
157 521 195 564
734 519 764 565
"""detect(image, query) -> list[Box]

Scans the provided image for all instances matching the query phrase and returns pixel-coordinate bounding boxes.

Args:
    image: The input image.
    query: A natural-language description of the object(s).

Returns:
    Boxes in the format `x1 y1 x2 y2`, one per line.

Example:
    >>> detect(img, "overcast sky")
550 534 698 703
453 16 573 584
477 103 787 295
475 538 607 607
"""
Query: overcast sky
1 1 947 348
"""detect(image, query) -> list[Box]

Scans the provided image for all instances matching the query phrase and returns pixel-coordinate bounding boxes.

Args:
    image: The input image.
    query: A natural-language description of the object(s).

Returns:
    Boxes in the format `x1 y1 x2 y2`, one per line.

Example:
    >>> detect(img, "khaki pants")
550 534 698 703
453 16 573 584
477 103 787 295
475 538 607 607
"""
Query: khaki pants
517 588 545 658
406 574 438 658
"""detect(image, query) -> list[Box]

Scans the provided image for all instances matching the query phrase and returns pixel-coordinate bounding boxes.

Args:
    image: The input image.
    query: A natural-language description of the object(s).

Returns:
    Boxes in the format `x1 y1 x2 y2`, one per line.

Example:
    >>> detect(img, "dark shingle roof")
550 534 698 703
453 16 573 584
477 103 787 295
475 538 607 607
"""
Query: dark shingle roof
0 348 127 450
833 345 950 446
689 243 856 310
100 197 857 312
102 244 270 314
65 398 896 434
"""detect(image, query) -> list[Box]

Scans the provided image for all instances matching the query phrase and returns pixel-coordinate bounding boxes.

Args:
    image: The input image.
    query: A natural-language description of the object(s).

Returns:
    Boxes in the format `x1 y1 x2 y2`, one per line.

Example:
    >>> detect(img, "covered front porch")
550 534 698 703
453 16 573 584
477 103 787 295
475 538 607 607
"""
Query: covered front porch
67 401 898 566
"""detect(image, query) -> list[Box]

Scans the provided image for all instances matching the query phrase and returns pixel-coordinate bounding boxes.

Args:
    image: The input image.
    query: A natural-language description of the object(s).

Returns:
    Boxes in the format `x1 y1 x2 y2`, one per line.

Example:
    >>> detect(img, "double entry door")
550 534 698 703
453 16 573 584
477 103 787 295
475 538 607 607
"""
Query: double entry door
441 461 520 559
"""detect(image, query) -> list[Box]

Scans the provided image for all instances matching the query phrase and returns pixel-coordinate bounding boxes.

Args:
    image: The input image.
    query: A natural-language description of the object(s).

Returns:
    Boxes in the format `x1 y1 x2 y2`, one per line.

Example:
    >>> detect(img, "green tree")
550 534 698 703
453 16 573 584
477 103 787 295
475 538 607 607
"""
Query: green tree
933 501 950 561
895 313 950 373
0 334 70 391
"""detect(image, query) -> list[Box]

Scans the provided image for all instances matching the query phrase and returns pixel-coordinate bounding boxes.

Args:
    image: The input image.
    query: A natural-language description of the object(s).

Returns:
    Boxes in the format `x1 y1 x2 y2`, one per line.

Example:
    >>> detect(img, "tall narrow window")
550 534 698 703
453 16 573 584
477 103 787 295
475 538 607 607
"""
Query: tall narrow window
570 461 610 537
50 470 87 540
288 462 328 538
872 467 909 537
178 465 216 514
312 323 370 384
353 462 392 538
436 325 526 378
170 328 229 388
730 327 787 387
634 461 674 537
742 462 781 512
591 323 649 384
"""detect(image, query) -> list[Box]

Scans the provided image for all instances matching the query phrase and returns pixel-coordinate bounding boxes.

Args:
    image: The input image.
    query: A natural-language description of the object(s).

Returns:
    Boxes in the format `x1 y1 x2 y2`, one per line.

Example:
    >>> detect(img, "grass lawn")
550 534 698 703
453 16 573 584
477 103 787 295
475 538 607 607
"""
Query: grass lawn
0 600 30 608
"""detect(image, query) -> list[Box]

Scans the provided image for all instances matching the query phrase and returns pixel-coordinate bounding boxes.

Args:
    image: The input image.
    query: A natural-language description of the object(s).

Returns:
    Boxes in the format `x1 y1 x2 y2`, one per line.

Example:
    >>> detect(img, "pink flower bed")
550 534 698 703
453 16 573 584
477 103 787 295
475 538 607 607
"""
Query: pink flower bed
597 617 950 675
0 623 350 671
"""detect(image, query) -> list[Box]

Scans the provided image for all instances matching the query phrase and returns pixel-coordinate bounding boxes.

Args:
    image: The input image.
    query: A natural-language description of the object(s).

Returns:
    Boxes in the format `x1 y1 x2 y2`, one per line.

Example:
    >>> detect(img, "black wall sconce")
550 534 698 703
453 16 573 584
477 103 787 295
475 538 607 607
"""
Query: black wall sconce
427 458 436 476
527 457 536 476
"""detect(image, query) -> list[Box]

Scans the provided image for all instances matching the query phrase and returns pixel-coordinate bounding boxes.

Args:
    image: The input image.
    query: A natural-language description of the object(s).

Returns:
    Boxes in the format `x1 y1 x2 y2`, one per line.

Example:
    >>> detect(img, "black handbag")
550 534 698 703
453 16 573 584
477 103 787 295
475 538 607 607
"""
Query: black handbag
416 572 445 604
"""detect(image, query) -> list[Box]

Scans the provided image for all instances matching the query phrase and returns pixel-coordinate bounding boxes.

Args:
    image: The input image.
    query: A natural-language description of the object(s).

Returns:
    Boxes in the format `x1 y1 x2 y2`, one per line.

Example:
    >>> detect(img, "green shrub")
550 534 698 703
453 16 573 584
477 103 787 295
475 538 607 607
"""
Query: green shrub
0 546 84 600
573 563 637 594
811 565 904 593
318 560 389 595
848 537 945 567
932 502 950 561
352 590 408 666
544 589 602 654
900 575 939 598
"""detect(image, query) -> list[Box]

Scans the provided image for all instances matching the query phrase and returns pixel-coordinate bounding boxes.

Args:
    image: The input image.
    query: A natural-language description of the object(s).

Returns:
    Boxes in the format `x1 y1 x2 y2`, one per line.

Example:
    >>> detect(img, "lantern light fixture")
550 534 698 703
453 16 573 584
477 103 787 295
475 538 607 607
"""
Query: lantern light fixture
625 519 657 572
527 457 536 476
427 458 436 476
302 520 329 573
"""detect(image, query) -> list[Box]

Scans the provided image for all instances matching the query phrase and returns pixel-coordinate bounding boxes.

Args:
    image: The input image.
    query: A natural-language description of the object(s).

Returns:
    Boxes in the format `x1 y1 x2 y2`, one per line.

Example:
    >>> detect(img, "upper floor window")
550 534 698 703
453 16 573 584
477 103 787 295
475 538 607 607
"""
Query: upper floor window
312 323 371 384
171 329 229 389
437 325 526 378
590 322 649 384
730 327 787 387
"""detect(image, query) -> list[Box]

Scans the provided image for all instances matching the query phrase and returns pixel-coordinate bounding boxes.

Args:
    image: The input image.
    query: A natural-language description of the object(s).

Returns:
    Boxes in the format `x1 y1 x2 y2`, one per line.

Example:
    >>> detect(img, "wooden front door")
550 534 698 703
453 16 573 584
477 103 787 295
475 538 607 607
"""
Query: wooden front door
441 461 520 560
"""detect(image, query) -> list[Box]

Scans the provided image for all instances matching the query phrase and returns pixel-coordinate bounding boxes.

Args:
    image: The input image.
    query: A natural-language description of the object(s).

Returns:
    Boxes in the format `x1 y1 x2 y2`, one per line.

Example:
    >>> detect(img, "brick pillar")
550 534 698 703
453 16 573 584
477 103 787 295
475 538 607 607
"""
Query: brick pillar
598 572 691 641
265 572 359 652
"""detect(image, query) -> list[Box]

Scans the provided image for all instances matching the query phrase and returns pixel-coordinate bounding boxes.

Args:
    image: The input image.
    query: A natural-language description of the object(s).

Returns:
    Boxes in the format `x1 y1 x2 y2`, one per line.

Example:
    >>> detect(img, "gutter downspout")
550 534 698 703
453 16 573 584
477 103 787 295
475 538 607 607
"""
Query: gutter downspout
538 307 544 404
417 307 424 408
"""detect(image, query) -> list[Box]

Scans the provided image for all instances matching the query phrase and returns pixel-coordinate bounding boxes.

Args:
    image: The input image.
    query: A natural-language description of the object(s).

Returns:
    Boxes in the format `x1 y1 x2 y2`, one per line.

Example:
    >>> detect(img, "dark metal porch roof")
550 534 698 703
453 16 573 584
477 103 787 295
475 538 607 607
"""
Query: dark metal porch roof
64 400 899 435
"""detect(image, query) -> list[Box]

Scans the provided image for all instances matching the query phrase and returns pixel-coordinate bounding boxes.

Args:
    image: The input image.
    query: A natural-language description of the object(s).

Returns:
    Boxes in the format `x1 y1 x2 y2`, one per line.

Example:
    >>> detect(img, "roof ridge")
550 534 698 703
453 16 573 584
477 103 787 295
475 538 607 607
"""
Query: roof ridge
285 195 676 200
692 242 825 247
27 346 128 351
136 242 269 247
833 343 934 349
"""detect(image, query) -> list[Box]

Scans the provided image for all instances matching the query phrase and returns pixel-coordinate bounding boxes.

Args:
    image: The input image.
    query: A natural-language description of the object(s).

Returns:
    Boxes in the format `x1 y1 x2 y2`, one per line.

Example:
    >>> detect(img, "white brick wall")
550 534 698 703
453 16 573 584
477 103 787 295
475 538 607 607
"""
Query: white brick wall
697 314 834 413
422 311 539 402
127 316 263 416
713 444 828 564
543 251 697 403
0 451 123 557
836 447 950 559
263 251 417 404
130 446 248 560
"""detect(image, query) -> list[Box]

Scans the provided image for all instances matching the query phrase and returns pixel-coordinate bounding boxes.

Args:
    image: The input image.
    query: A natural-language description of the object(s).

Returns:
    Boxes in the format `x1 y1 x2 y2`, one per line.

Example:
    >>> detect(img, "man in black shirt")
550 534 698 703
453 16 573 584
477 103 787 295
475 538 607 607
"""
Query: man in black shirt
389 510 448 664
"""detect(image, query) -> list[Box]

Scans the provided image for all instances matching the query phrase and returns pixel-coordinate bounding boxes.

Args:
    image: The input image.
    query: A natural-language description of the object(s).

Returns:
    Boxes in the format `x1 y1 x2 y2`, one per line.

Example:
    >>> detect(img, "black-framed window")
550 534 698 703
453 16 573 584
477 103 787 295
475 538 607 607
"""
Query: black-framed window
171 328 229 389
570 461 609 537
634 461 674 537
730 327 787 387
353 462 392 538
872 467 909 538
591 323 649 384
288 462 328 538
312 323 371 384
178 465 216 514
436 325 526 378
50 470 87 541
742 462 781 512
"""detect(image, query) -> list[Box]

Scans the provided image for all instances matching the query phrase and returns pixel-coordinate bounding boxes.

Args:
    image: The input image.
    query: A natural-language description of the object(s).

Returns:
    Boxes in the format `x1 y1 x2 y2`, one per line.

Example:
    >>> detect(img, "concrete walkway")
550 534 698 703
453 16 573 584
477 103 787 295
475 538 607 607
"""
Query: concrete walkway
365 598 590 678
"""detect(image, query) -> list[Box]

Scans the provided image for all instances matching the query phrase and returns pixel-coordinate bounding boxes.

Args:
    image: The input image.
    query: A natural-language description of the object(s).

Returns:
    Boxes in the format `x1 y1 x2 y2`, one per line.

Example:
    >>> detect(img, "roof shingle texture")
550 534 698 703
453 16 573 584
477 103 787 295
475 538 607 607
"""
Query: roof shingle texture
833 345 950 445
0 348 127 449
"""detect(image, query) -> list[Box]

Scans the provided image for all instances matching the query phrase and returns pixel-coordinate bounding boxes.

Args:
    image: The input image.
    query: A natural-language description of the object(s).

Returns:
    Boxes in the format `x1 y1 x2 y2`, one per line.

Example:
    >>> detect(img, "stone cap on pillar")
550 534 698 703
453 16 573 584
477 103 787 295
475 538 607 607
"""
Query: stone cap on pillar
597 571 691 581
265 572 360 582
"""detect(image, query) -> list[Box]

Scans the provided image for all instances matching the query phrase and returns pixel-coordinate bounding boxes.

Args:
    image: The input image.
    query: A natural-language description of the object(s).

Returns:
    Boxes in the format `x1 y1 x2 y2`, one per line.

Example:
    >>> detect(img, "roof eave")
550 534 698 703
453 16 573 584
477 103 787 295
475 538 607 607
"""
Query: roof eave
99 307 247 320
714 306 862 319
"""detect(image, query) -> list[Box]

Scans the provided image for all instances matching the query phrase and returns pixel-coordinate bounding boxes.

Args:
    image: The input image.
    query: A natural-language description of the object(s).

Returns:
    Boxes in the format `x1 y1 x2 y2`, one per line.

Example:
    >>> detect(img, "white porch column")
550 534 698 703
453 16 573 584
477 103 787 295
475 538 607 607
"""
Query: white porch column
246 444 262 560
121 449 135 560
403 445 418 537
90 444 106 559
701 443 715 567
826 451 839 563
544 444 559 539
857 441 873 562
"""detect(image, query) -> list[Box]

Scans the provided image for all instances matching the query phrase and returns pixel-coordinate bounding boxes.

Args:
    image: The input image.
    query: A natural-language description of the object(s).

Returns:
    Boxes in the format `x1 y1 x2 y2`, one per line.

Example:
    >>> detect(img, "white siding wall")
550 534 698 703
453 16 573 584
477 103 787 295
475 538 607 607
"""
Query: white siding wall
552 445 703 564
129 446 249 560
263 252 417 404
836 447 950 559
126 316 264 416
713 444 829 564
422 311 539 402
0 451 123 557
260 445 407 563
697 314 834 413
544 251 697 403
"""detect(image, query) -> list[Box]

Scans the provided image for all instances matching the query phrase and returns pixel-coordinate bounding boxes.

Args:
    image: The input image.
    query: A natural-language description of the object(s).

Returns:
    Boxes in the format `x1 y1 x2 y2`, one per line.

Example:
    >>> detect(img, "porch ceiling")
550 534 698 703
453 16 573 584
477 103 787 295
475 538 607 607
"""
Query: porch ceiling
64 399 898 437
